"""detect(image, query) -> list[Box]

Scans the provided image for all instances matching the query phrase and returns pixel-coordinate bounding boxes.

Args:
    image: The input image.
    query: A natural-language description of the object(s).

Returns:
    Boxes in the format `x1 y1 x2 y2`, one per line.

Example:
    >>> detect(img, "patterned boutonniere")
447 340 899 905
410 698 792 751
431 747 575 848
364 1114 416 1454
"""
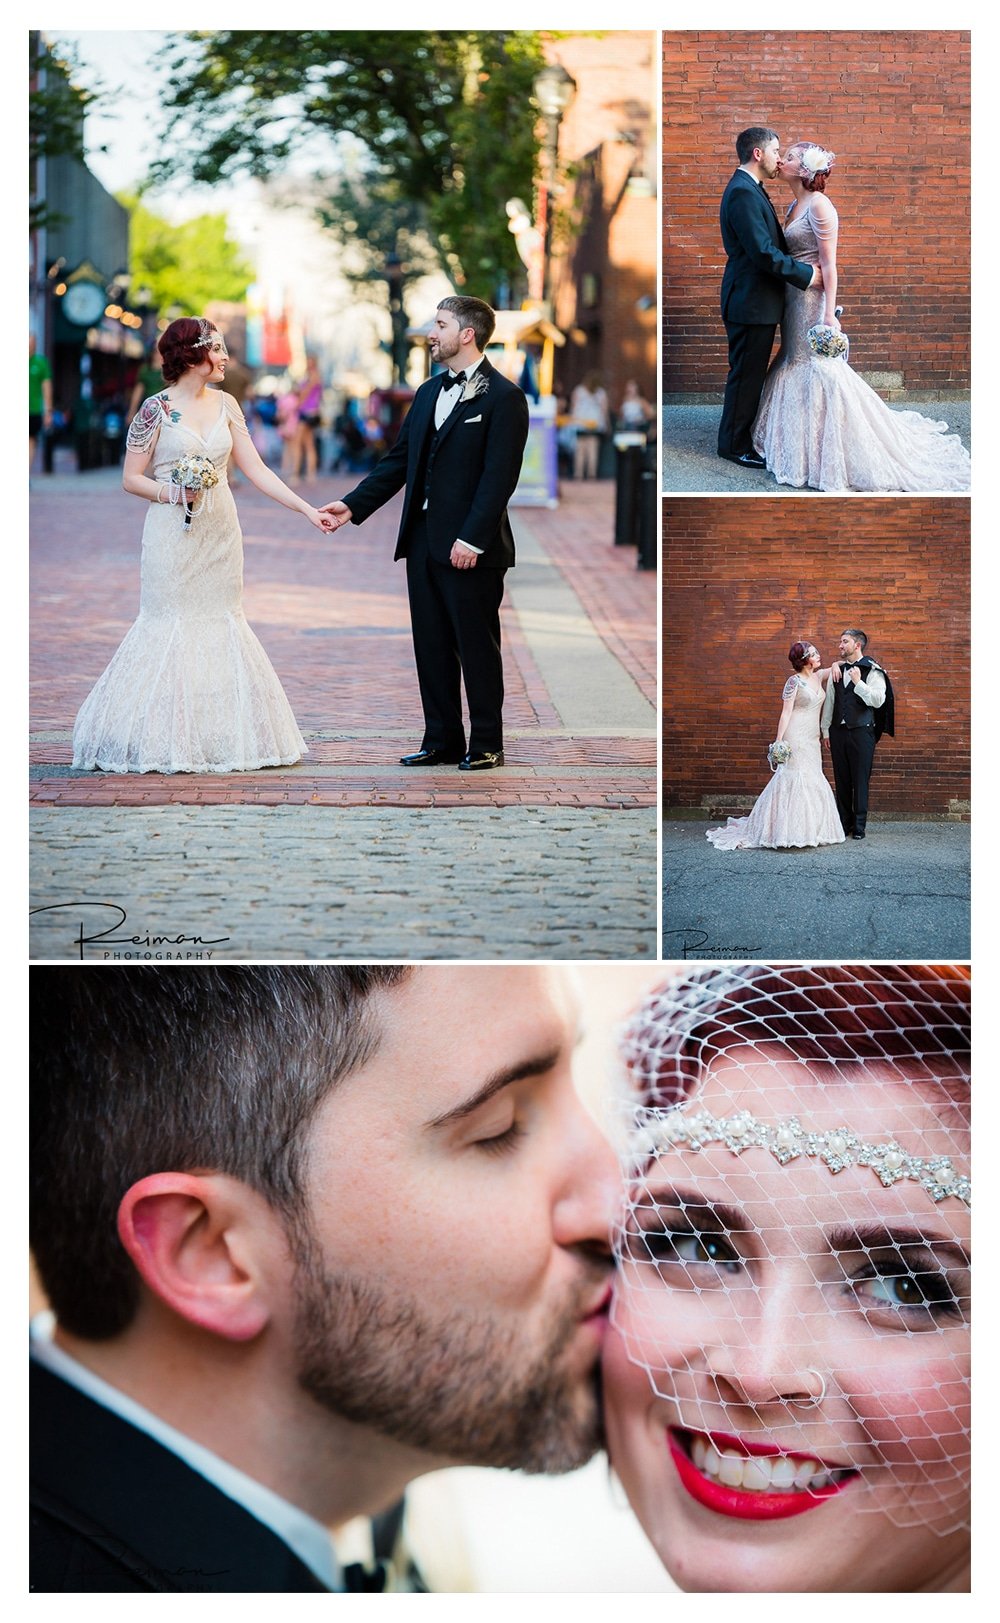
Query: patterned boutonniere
461 371 490 405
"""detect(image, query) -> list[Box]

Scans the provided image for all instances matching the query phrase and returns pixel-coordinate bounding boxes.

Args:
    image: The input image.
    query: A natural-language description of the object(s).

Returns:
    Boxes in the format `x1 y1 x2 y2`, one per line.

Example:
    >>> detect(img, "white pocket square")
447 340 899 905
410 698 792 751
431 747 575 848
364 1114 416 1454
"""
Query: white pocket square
464 414 483 423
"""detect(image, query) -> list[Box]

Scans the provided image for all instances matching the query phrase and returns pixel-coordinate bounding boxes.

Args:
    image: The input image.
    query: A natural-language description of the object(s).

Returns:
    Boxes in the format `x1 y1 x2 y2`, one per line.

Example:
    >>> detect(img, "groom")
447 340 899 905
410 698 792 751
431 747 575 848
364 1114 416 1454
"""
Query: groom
718 126 822 467
321 296 529 771
821 628 895 839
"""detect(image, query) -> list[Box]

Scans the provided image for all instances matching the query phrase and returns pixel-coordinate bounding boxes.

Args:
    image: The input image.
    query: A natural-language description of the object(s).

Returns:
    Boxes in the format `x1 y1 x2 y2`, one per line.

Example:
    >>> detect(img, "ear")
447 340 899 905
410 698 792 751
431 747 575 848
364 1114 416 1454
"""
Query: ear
117 1172 273 1342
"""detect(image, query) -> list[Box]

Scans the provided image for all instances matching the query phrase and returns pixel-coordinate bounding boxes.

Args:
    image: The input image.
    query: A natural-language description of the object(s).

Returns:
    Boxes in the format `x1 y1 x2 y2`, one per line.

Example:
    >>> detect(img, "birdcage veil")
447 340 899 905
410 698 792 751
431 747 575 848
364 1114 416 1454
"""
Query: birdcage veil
611 964 970 1536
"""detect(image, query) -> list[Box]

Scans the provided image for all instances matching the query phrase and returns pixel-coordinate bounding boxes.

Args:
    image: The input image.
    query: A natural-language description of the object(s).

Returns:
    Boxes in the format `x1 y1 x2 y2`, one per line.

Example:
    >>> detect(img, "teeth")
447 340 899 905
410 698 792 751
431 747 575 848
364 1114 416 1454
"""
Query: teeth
685 1434 840 1494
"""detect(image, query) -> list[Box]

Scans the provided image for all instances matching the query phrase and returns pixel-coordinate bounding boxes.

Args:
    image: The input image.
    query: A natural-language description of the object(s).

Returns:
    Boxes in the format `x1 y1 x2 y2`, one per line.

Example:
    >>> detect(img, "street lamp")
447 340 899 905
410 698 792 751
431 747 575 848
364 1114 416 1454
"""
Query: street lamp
532 62 576 312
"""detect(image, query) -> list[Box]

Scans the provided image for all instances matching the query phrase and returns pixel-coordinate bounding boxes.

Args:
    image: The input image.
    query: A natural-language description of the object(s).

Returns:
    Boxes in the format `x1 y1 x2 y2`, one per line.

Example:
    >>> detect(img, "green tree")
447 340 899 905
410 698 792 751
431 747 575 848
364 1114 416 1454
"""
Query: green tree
151 30 545 295
29 32 102 230
123 197 254 316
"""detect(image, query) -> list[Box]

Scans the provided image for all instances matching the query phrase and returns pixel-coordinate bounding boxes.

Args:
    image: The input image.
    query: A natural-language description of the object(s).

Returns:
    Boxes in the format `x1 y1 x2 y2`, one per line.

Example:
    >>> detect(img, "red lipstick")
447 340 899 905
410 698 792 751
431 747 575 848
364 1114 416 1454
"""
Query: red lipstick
668 1430 857 1521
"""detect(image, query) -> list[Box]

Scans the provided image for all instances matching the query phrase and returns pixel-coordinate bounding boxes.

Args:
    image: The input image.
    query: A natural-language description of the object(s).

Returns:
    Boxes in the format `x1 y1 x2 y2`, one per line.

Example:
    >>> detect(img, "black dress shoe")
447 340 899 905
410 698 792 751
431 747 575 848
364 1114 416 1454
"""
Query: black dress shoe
718 449 767 469
399 748 464 766
458 750 505 771
853 829 866 839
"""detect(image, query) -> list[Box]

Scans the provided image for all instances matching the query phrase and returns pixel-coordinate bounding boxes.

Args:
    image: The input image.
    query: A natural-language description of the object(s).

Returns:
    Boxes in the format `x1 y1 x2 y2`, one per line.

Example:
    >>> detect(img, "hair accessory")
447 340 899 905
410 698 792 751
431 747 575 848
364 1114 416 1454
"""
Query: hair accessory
629 1105 970 1207
799 144 835 175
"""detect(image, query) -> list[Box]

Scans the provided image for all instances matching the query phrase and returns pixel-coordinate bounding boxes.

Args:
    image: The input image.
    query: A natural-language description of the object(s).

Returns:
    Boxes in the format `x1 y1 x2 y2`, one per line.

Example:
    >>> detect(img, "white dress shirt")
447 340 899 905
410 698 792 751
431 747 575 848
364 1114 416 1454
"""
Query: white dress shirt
820 663 887 736
431 354 486 553
30 1312 343 1591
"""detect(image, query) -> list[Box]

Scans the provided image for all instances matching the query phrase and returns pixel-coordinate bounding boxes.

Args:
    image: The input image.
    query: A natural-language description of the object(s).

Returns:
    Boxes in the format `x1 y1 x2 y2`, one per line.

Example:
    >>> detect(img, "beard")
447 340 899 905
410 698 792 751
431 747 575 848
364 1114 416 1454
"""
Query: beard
430 332 461 364
291 1230 607 1474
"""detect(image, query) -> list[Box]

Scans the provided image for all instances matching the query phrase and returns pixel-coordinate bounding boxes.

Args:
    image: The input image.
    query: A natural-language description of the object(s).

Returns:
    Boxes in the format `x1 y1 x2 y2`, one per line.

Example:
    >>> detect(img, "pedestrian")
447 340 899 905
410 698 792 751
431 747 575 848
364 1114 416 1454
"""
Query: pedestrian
296 356 324 481
570 371 609 479
29 332 53 473
616 378 654 436
276 385 302 479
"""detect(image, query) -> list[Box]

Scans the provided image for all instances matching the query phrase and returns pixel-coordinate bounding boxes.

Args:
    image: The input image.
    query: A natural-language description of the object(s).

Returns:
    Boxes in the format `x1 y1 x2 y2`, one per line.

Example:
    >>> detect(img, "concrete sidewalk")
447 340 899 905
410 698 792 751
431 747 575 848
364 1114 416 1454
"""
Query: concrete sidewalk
662 820 969 960
661 400 971 494
30 471 657 959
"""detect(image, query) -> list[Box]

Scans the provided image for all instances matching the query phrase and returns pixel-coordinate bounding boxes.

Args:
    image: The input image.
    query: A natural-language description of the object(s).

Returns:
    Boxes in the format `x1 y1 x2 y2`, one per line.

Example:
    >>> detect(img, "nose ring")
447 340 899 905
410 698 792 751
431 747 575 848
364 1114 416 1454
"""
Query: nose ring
789 1369 827 1408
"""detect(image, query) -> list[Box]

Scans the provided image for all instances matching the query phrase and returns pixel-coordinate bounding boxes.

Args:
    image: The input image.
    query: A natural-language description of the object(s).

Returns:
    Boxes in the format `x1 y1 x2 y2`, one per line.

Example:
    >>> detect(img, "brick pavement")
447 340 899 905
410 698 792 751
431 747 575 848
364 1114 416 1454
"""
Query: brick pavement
29 468 657 959
30 473 655 808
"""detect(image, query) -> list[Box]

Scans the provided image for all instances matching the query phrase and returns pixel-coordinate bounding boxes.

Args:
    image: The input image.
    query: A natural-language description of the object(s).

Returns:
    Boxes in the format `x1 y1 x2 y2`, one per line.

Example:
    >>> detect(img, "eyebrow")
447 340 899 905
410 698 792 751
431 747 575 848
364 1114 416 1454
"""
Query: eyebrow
638 1190 969 1266
423 1034 579 1130
826 1224 970 1269
637 1184 753 1234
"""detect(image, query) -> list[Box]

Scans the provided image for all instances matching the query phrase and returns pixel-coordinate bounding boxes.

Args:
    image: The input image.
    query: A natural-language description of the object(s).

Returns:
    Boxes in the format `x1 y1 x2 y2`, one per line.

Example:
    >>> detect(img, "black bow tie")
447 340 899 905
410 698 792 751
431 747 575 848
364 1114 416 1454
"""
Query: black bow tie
440 371 466 390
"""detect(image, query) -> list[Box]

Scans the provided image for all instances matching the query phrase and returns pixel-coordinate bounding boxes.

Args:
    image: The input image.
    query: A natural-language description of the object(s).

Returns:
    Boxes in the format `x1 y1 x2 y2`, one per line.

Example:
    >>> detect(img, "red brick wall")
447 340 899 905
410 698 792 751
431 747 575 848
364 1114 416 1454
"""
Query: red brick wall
548 33 658 407
663 31 971 396
663 498 970 817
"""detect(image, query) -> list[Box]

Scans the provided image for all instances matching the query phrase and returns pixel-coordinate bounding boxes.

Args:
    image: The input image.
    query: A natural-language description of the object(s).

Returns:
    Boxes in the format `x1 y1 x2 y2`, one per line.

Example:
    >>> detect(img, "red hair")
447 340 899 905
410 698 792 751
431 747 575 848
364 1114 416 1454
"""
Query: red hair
788 641 811 671
158 317 217 385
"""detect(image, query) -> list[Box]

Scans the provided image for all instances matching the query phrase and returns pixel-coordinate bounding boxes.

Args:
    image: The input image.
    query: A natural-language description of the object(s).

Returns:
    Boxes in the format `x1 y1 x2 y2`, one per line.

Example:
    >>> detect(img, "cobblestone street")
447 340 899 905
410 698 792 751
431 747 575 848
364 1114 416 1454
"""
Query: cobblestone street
30 469 657 958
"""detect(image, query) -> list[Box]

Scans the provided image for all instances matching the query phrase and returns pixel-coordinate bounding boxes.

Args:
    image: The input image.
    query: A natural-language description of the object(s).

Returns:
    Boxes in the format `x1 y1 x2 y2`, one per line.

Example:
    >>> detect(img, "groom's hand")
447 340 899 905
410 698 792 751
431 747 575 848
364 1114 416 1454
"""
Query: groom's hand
808 266 823 289
450 541 478 569
319 499 352 531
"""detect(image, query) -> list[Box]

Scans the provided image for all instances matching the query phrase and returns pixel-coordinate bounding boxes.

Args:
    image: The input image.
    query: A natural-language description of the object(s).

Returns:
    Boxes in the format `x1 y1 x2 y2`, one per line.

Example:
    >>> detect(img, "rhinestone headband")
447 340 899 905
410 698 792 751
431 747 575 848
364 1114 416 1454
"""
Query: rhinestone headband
630 1107 971 1208
192 318 216 348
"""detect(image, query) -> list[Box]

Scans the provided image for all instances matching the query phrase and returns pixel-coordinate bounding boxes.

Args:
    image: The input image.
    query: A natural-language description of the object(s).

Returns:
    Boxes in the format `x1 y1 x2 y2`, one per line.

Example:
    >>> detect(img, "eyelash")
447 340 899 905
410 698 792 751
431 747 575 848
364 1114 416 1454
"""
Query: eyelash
474 1120 525 1157
629 1223 965 1326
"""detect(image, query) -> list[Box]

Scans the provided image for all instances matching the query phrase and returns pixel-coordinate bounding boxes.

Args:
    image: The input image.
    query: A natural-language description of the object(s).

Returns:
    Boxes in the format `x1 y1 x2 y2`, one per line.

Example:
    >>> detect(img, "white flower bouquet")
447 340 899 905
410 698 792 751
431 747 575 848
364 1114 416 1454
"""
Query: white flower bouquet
169 454 220 526
807 324 850 360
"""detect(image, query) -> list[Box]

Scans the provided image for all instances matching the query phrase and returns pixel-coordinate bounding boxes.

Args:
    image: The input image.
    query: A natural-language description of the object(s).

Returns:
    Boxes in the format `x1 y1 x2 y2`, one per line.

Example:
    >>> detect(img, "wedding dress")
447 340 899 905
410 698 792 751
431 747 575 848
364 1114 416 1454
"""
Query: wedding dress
706 676 845 850
72 392 307 772
752 200 971 491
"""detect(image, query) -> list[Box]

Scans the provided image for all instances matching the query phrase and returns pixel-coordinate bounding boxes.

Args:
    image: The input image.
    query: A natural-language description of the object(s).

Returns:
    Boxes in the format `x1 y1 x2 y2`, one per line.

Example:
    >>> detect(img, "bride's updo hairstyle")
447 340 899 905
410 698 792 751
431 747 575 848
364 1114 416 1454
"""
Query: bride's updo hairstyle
788 141 836 193
158 316 218 385
788 640 811 671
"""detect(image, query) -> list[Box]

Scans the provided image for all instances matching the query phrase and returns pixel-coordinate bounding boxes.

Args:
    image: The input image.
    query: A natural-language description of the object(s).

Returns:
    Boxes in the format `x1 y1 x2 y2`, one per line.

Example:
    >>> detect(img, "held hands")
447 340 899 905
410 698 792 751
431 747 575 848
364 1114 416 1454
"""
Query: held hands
306 506 339 532
317 500 353 532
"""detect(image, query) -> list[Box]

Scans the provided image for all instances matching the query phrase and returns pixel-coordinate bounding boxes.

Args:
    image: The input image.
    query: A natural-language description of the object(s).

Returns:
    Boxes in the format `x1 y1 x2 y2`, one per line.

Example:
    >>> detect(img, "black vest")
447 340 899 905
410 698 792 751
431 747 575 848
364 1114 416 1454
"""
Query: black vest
831 662 878 729
417 397 451 506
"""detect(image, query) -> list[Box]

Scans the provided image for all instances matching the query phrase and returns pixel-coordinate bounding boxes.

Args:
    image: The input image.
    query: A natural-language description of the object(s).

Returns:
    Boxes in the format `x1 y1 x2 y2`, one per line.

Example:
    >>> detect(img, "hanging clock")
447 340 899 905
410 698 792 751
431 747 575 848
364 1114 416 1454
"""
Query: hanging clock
62 281 107 329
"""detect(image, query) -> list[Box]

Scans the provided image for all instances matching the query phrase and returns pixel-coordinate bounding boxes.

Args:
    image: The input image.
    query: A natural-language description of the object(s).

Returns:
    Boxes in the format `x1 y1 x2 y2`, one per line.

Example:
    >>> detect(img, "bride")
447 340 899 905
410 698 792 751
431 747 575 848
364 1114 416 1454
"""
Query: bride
706 641 844 850
752 142 971 492
73 317 332 773
605 963 971 1592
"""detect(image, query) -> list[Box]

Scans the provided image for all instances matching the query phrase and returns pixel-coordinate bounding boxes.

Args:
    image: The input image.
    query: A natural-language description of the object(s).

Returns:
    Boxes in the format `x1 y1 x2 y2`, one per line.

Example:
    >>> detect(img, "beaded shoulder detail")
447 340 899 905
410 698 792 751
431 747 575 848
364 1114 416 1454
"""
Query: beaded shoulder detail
125 394 174 453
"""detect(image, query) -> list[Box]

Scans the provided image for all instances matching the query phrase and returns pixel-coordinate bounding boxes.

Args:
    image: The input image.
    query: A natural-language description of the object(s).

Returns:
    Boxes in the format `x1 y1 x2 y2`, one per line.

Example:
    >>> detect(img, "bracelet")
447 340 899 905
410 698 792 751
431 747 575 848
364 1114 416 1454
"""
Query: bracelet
156 484 166 504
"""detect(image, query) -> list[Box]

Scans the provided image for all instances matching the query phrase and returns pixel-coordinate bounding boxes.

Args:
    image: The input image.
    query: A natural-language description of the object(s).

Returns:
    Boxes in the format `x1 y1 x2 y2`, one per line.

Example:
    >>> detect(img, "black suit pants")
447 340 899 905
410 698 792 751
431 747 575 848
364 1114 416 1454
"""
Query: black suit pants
406 515 506 753
718 321 777 456
829 726 877 835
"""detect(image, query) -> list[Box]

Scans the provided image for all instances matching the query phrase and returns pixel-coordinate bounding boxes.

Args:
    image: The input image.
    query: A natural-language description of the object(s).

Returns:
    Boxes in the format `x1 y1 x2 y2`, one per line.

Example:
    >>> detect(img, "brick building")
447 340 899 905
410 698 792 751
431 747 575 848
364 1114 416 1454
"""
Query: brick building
546 32 658 410
663 31 970 399
663 498 969 818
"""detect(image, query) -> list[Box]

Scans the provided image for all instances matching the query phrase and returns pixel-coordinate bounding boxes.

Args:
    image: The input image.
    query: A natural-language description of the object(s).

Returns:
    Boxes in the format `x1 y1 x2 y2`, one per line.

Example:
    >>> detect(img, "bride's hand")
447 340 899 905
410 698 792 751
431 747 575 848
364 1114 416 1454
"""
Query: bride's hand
305 506 337 531
830 660 843 683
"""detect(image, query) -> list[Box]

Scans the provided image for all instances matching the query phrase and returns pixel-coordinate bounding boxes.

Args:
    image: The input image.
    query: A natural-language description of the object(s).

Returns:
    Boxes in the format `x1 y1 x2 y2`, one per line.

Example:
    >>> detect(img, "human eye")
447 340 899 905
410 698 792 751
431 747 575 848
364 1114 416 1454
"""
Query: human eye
470 1115 525 1157
848 1247 969 1330
625 1207 744 1277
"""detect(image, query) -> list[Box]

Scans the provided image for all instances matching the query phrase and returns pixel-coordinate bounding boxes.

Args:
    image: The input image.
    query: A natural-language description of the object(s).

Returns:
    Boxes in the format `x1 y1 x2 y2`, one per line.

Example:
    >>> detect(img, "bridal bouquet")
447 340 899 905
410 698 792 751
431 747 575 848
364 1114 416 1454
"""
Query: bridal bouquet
169 454 220 527
767 740 792 770
807 323 849 360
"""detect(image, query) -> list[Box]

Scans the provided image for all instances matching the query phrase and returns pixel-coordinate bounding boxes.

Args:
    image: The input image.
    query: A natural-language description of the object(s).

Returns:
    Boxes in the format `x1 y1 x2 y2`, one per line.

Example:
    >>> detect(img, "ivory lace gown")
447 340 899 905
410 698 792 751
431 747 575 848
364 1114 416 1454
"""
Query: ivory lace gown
72 392 307 772
752 201 971 491
706 676 845 851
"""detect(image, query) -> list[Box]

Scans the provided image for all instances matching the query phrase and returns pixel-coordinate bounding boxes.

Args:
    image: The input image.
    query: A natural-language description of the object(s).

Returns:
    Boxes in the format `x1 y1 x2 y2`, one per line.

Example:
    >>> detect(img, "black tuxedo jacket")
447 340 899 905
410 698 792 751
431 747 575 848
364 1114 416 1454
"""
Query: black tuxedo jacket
343 356 529 568
30 1361 330 1592
720 169 814 325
